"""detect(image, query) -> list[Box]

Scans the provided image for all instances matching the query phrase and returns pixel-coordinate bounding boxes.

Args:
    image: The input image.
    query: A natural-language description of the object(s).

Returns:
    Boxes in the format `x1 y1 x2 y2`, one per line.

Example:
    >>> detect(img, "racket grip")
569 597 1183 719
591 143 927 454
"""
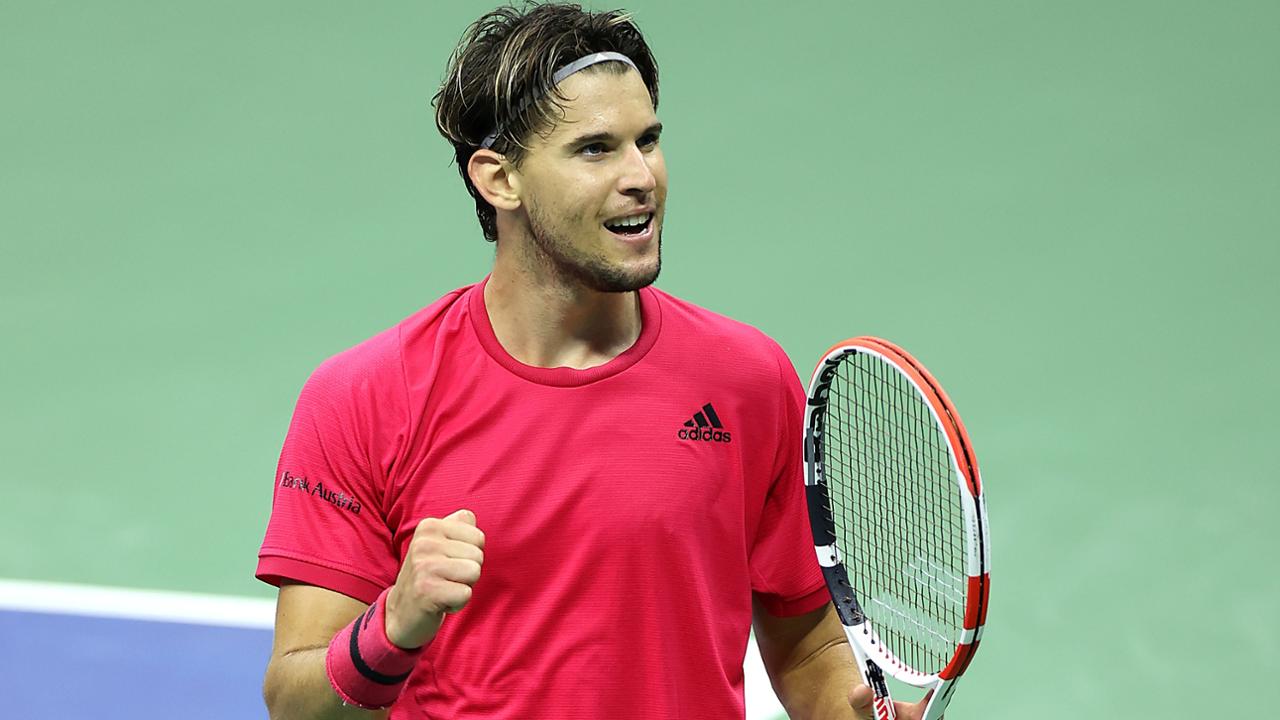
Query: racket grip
861 660 896 720
847 626 896 719
872 694 896 720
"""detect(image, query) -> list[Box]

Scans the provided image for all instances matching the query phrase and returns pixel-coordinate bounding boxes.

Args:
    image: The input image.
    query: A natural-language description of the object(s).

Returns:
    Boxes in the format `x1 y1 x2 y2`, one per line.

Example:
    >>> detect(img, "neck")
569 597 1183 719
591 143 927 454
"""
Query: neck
484 243 642 370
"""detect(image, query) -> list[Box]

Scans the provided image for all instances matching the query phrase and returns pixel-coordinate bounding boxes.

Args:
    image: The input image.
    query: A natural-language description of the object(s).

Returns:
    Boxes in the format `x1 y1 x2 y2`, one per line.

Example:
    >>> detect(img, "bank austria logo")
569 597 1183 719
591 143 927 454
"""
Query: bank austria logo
678 403 732 443
280 470 362 515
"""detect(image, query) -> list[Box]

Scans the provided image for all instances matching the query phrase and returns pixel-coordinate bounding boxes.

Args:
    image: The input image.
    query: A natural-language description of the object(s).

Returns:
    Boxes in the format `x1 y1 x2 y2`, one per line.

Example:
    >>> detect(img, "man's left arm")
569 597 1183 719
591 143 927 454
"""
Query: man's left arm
754 599 857 719
753 600 930 720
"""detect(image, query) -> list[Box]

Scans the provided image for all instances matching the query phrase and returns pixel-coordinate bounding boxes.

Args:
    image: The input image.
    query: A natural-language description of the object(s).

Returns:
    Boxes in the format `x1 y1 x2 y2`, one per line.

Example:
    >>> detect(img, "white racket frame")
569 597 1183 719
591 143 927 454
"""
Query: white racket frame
804 339 990 720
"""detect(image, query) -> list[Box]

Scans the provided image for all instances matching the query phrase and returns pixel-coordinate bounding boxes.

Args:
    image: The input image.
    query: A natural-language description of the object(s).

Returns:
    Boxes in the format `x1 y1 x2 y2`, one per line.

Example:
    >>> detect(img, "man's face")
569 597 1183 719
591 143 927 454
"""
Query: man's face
510 67 666 293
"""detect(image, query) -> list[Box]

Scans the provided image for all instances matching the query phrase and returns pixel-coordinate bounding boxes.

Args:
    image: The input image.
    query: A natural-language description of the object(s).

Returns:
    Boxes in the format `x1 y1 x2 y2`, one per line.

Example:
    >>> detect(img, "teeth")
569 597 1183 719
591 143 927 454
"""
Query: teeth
606 212 651 229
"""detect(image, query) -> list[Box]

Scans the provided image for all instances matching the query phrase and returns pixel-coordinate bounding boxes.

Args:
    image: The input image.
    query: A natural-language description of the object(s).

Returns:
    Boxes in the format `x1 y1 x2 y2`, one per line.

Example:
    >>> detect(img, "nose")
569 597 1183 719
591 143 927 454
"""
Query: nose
618 143 657 197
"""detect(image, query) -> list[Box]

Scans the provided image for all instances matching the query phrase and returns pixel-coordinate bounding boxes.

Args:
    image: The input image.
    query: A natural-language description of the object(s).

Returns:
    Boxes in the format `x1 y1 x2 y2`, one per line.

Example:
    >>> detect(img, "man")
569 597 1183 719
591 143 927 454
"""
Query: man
258 4 927 718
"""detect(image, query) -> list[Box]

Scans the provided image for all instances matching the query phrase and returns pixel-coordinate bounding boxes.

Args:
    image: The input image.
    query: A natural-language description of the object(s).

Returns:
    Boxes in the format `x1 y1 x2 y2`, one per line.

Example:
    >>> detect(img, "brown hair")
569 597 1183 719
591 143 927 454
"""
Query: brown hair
433 3 660 242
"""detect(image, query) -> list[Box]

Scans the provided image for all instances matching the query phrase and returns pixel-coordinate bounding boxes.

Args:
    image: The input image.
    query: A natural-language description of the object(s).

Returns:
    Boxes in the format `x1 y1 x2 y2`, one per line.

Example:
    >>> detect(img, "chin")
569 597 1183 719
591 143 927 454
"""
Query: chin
582 260 660 293
575 248 662 293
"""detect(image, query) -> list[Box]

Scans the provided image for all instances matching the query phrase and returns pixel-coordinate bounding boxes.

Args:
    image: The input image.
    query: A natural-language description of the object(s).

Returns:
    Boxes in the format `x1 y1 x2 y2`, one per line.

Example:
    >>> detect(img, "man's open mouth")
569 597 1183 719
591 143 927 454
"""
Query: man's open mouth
604 212 653 236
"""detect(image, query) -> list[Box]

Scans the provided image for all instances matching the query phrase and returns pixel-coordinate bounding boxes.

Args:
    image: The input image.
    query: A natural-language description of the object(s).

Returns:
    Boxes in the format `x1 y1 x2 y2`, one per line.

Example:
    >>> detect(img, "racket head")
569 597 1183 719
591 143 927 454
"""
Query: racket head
803 337 990 689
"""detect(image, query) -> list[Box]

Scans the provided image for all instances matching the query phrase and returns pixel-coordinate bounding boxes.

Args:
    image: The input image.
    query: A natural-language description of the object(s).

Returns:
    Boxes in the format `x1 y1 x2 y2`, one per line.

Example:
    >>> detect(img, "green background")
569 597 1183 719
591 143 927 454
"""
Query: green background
2 1 1276 717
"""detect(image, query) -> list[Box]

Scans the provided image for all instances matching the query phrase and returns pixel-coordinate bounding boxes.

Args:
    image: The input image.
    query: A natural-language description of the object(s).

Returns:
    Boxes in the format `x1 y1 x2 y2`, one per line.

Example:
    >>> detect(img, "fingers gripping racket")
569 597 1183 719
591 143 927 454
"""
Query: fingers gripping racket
803 337 990 720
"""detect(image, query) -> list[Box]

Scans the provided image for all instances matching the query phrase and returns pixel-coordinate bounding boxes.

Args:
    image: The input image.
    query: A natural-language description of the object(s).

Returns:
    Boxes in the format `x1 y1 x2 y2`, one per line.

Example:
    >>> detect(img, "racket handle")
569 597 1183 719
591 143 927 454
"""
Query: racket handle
873 694 897 720
846 625 895 719
859 658 896 720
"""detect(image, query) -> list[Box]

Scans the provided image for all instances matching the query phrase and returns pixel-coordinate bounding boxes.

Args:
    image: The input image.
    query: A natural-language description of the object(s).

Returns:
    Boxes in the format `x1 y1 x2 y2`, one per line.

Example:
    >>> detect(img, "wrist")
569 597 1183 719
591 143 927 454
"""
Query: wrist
384 584 444 650
324 586 423 710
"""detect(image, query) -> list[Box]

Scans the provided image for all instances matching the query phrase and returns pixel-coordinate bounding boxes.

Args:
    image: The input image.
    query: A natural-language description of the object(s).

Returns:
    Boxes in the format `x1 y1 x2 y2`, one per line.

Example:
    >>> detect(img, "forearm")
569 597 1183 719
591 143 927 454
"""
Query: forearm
772 635 860 720
263 647 389 720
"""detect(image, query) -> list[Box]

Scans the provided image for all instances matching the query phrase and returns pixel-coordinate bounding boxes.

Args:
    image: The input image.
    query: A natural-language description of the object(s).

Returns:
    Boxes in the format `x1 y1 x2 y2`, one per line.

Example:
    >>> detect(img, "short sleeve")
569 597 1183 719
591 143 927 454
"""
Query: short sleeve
749 342 829 617
256 334 406 604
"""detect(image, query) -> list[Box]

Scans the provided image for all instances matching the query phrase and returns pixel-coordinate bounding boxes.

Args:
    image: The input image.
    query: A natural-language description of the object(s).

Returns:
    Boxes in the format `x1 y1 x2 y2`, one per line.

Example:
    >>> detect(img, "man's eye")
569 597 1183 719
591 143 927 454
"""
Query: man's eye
639 133 659 148
581 143 607 156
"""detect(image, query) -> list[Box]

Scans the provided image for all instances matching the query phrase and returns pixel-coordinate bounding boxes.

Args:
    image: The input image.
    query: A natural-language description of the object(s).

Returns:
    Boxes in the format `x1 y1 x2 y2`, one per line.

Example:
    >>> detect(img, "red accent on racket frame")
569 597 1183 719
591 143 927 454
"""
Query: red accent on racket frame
964 575 990 629
978 573 991 626
939 639 981 680
860 336 982 497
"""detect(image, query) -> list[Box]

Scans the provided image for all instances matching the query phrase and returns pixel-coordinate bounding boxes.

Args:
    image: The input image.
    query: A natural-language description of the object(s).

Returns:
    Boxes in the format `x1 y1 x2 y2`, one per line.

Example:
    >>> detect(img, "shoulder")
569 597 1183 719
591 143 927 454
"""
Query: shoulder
648 286 795 379
300 284 474 408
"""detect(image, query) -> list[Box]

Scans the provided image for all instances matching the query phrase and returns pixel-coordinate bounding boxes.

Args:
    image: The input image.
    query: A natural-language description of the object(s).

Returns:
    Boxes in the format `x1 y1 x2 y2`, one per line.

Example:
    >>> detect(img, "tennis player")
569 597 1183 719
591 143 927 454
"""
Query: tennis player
257 4 927 719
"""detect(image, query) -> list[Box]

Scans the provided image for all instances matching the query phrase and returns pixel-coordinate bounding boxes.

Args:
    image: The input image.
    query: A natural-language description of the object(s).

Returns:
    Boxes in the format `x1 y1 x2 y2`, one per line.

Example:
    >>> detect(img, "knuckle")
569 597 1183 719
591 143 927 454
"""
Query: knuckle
413 576 435 600
455 561 480 584
422 557 447 577
409 538 439 561
413 563 443 591
436 584 470 613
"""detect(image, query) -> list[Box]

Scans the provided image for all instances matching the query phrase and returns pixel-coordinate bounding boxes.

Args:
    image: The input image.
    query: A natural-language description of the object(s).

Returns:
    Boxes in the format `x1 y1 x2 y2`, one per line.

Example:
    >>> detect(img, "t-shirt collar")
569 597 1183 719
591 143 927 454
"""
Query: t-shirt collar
467 274 662 387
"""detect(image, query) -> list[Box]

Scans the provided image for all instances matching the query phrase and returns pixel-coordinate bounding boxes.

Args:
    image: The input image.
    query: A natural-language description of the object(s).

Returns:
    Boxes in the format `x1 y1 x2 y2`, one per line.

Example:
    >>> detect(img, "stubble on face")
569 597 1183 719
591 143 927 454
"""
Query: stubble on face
523 197 662 293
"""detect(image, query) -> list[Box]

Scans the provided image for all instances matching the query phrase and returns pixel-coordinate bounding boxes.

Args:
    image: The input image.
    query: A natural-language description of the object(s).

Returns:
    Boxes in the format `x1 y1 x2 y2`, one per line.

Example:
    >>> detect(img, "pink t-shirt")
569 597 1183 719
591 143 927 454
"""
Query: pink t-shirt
257 278 827 719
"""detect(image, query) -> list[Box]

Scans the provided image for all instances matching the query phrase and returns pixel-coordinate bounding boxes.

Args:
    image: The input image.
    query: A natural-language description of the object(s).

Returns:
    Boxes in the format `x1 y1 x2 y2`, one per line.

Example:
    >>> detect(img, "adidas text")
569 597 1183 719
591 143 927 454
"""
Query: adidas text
677 427 732 443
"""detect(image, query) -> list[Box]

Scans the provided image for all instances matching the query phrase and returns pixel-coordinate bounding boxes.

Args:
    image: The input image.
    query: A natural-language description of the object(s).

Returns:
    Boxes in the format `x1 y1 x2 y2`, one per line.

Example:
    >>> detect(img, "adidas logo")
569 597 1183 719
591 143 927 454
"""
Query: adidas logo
677 403 732 443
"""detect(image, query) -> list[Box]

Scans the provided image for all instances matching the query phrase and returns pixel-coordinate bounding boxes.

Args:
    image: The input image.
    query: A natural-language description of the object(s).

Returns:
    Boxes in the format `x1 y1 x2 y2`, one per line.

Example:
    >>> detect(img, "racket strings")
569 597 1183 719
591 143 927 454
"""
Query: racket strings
824 351 966 675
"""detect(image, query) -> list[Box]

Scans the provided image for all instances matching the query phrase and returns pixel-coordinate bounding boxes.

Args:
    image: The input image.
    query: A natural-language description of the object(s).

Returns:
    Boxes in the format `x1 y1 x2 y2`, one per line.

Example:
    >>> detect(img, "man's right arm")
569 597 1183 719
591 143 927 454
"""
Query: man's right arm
263 510 485 720
263 583 387 720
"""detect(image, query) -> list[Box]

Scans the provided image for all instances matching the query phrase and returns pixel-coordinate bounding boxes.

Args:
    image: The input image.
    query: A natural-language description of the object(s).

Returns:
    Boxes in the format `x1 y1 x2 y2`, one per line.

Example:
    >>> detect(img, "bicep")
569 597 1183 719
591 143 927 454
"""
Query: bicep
752 600 849 680
270 581 370 658
265 583 389 719
753 601 858 718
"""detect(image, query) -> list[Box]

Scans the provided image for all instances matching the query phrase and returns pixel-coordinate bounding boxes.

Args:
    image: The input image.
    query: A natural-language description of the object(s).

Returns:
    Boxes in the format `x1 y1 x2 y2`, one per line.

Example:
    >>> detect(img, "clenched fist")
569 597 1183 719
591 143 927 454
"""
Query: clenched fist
384 509 485 649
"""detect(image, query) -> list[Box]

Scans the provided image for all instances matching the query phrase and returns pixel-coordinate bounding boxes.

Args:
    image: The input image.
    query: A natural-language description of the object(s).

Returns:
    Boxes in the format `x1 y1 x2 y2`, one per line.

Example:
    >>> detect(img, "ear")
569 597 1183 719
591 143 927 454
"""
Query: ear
467 149 521 211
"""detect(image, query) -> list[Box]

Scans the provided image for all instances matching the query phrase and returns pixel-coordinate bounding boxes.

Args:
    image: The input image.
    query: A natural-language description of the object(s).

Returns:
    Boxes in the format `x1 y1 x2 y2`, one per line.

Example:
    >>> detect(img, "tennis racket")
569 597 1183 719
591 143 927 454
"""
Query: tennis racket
802 336 990 720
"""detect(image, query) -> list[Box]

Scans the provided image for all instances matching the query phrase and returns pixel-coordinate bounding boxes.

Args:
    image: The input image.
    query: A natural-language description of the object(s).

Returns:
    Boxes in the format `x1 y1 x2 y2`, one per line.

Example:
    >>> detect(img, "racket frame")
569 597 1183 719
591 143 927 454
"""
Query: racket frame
803 337 990 720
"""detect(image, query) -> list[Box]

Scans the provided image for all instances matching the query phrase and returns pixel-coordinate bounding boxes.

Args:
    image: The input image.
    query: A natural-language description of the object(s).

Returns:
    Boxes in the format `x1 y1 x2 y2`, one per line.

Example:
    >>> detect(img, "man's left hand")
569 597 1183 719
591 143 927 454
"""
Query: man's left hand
848 685 933 720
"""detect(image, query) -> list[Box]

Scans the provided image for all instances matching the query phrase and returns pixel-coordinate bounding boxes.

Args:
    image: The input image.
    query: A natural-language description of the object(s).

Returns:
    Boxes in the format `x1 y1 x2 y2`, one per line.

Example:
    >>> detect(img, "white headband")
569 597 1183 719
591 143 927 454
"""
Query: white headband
479 51 639 149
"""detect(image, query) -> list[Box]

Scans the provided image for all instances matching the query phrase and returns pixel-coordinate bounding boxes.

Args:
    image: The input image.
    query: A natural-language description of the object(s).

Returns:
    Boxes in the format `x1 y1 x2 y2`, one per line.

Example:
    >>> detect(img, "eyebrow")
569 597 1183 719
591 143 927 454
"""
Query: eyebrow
564 122 664 148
